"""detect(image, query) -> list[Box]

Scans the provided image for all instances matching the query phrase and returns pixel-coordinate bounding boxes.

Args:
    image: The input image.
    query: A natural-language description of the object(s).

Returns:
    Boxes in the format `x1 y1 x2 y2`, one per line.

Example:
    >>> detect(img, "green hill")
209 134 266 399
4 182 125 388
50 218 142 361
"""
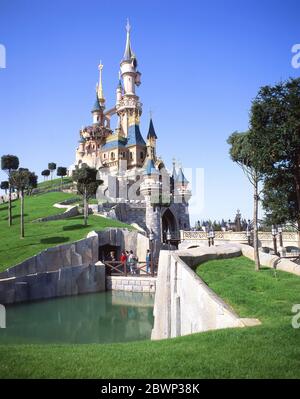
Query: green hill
0 190 132 272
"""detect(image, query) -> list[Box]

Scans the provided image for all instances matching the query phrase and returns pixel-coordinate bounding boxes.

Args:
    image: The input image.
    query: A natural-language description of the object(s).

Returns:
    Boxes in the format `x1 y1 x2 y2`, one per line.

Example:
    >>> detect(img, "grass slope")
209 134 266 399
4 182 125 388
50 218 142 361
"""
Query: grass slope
0 191 132 271
1 256 300 378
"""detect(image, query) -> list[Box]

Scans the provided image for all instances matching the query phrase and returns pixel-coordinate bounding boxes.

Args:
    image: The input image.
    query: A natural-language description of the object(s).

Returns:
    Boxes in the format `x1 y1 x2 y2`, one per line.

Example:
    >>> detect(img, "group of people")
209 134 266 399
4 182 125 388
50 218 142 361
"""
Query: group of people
107 249 152 275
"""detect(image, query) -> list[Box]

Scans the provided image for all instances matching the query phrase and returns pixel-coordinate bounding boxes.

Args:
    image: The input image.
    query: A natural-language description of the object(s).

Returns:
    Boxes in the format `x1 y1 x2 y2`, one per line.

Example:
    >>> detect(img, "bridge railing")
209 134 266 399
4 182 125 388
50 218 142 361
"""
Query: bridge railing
180 230 299 244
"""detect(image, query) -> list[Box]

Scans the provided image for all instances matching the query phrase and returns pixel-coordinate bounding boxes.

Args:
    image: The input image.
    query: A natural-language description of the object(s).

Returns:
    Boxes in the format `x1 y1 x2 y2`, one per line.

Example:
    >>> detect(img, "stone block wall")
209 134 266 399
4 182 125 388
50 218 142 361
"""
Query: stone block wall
0 262 106 305
107 276 156 293
0 234 99 280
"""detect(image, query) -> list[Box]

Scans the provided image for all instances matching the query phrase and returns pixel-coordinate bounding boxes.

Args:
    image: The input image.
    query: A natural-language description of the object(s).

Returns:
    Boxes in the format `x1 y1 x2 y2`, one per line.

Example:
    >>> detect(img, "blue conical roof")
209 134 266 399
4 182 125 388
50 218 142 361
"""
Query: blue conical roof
147 118 157 139
143 159 159 176
176 167 188 184
91 96 101 113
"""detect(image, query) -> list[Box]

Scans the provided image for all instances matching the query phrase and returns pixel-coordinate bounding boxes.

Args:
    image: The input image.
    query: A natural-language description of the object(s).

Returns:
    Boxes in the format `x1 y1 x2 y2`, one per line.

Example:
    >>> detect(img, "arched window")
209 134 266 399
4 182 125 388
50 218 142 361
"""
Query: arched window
111 152 115 160
129 152 133 160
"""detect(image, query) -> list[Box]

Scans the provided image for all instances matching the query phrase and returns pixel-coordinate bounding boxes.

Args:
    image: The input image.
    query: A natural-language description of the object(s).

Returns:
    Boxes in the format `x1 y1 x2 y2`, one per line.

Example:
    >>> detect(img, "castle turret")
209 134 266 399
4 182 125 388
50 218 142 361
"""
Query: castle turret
146 118 158 160
174 167 191 230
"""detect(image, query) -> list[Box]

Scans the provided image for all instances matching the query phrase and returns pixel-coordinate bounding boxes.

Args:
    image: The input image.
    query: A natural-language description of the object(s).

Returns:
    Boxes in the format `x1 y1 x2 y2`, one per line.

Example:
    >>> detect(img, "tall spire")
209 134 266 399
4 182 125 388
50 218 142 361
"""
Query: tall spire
123 18 133 61
97 61 105 104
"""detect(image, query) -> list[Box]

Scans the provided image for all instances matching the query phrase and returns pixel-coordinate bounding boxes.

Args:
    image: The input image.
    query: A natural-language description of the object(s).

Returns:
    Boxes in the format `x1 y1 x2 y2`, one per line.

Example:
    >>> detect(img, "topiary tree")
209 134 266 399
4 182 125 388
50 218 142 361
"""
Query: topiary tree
1 155 19 226
0 181 9 195
48 163 57 180
41 169 50 181
72 164 103 226
57 167 67 190
10 168 37 238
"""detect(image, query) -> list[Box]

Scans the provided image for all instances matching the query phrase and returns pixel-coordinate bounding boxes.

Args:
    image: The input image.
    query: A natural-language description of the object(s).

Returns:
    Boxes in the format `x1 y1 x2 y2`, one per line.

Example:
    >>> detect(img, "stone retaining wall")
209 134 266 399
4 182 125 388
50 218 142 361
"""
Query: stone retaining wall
151 246 260 340
239 244 300 276
0 233 99 280
35 205 79 222
107 276 156 293
0 262 106 305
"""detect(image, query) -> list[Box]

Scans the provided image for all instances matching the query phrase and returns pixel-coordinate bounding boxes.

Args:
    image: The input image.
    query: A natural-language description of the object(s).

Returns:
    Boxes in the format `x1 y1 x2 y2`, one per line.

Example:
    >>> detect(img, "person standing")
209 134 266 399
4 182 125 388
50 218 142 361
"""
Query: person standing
120 251 127 274
128 250 136 275
146 249 151 274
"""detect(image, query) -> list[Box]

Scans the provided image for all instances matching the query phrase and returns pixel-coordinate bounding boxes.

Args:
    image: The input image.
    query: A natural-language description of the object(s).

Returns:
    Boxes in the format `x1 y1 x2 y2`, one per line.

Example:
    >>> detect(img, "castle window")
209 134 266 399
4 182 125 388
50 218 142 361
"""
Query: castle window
103 153 106 159
111 152 115 160
129 152 133 160
140 152 144 159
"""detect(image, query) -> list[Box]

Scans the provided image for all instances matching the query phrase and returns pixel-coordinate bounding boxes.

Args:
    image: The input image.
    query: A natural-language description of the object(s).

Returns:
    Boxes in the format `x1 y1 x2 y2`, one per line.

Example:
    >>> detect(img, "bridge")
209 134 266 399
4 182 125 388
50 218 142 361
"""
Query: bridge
179 230 299 251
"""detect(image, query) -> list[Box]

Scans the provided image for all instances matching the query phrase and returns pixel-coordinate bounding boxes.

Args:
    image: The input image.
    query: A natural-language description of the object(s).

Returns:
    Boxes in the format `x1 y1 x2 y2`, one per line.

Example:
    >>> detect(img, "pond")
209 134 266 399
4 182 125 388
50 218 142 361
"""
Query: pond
0 291 154 344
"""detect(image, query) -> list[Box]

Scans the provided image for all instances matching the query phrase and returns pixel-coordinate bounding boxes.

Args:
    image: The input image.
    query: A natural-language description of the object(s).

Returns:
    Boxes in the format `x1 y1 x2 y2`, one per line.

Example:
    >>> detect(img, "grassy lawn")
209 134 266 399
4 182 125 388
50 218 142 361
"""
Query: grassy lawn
0 191 133 272
0 256 300 378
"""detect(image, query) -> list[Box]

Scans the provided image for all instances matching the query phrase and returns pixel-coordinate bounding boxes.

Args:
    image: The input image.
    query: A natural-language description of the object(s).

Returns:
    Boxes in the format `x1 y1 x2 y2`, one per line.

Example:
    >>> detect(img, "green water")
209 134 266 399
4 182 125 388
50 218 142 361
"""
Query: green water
0 291 154 344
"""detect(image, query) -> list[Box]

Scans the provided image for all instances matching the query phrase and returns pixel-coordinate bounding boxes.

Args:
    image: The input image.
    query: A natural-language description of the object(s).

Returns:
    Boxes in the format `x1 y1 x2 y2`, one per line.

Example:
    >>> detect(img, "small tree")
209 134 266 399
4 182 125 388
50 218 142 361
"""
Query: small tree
1 155 19 226
48 163 57 181
227 132 263 271
0 181 9 195
72 165 103 226
41 169 50 181
10 169 37 238
57 167 67 190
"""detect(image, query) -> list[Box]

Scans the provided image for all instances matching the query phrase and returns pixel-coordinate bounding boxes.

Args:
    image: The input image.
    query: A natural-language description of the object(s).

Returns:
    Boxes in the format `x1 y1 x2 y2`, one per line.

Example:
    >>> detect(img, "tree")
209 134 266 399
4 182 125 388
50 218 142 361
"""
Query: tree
262 170 299 229
250 77 300 243
0 181 9 195
227 132 263 271
57 167 67 190
48 163 57 180
10 169 37 238
41 169 50 181
72 165 103 226
1 155 19 226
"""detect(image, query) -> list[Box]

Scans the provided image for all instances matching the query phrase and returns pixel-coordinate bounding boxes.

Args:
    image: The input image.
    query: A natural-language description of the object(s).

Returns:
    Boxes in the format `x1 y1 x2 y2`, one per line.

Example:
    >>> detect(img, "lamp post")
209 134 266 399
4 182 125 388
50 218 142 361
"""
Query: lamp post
278 225 283 247
208 228 215 247
149 230 154 277
272 225 278 256
246 225 251 246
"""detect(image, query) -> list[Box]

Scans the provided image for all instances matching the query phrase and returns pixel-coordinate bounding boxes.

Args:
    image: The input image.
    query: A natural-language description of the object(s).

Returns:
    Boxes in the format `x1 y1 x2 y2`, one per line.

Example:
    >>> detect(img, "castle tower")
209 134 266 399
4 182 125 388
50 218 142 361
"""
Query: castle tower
173 167 191 230
117 20 142 138
140 159 162 245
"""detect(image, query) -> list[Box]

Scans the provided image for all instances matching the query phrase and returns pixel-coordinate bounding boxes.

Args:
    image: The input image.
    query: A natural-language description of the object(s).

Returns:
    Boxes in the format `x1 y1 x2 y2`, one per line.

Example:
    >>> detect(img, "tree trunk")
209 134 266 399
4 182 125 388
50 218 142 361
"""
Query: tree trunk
61 176 63 191
84 187 88 226
294 160 300 247
253 175 260 271
20 189 24 239
8 179 12 227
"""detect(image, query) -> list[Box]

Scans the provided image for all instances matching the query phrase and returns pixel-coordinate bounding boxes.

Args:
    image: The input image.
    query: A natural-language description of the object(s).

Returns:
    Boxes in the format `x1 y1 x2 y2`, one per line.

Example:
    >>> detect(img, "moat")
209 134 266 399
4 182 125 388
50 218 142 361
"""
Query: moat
0 291 154 344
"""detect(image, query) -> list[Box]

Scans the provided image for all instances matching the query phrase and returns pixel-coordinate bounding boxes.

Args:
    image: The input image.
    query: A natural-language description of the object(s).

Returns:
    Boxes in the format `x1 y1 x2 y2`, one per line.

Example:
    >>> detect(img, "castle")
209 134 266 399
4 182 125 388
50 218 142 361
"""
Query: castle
72 21 191 247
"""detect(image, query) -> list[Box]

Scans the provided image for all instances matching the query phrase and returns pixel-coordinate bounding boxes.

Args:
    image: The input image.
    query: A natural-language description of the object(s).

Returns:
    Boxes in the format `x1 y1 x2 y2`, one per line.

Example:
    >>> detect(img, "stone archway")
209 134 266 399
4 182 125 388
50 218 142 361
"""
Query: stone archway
161 208 178 243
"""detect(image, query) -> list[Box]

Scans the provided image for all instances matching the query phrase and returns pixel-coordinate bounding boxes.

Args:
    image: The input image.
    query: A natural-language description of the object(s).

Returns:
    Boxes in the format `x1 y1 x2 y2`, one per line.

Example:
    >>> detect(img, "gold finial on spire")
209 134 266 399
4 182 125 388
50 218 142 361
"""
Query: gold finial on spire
97 60 105 103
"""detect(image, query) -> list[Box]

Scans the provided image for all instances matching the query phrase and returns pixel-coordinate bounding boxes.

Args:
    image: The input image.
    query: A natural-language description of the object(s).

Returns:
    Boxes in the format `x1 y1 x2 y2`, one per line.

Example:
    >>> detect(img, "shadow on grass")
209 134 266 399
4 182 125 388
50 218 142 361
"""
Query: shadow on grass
63 224 86 231
0 204 17 212
40 236 70 245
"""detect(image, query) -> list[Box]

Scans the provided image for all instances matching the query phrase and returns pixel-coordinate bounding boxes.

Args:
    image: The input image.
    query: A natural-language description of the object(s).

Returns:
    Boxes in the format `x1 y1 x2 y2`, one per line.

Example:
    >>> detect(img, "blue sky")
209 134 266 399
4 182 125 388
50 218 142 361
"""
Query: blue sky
0 0 300 224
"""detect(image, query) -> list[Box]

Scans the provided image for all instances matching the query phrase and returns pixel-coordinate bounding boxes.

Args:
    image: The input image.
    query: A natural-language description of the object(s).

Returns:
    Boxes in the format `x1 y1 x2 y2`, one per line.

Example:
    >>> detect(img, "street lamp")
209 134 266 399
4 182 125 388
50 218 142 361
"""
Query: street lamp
277 225 283 247
149 230 154 276
272 225 278 256
167 228 171 251
246 225 251 246
208 228 215 247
